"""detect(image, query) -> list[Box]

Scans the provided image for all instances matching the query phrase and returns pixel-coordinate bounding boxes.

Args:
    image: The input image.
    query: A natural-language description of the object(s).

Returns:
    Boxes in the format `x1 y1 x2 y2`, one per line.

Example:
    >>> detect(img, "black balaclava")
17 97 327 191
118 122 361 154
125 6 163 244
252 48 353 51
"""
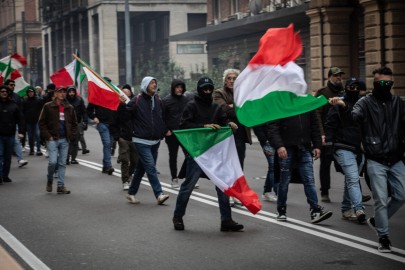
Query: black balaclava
372 81 393 101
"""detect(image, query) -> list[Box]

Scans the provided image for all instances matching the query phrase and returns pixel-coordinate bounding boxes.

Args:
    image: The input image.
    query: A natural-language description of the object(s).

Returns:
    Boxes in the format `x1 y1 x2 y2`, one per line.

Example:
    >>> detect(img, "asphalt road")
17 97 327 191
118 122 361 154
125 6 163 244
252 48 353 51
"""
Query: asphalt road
0 126 404 270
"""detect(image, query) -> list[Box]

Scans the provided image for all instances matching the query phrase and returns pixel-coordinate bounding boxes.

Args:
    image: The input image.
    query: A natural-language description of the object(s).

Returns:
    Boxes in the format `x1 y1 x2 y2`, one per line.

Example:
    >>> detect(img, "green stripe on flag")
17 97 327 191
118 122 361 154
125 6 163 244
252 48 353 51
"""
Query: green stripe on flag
235 91 328 127
173 127 232 158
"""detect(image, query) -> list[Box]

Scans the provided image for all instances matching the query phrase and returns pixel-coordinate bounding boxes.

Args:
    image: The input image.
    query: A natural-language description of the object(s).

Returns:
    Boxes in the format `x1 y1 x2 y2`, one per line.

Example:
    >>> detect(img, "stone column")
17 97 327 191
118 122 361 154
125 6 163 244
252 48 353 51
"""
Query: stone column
360 0 405 95
306 1 353 92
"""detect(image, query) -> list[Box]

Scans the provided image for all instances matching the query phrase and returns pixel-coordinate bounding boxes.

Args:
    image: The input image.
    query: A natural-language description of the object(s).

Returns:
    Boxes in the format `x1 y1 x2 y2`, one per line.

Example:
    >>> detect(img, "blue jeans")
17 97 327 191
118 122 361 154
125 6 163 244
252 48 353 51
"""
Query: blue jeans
278 147 319 210
27 123 41 152
14 131 23 161
47 138 69 187
174 156 232 221
261 143 279 194
367 159 405 237
96 123 112 168
128 142 163 198
0 135 15 178
334 149 364 212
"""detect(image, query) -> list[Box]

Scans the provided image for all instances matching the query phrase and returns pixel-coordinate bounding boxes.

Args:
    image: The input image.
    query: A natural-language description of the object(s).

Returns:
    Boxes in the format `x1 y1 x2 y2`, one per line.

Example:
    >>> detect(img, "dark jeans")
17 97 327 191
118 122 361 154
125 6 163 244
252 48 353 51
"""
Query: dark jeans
164 134 186 179
319 146 333 195
68 129 80 160
0 135 15 178
26 123 41 153
174 156 232 221
128 142 163 198
234 134 246 169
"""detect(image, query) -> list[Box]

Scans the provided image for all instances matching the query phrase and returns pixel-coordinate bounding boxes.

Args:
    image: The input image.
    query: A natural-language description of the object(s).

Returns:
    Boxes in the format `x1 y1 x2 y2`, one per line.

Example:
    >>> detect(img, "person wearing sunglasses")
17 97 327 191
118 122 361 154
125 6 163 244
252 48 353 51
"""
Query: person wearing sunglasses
0 85 25 184
352 66 405 253
4 79 29 168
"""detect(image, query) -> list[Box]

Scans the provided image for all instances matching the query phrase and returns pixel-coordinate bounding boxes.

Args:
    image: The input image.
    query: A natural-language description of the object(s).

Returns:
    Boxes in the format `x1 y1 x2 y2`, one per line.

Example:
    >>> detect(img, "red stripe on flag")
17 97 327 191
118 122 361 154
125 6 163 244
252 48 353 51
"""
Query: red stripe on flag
87 81 120 111
10 53 27 66
50 68 74 86
224 176 262 214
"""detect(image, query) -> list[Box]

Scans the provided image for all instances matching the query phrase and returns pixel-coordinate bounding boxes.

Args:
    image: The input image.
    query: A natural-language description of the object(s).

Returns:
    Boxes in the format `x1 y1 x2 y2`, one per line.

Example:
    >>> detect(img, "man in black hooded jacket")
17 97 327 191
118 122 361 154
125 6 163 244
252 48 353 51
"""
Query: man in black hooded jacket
162 79 189 188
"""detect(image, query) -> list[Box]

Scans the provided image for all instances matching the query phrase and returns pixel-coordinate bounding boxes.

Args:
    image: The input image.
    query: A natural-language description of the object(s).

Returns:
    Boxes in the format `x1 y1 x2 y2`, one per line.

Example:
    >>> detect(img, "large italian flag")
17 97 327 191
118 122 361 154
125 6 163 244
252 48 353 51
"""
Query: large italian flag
174 127 262 214
234 24 327 127
83 67 128 111
10 69 30 97
50 60 82 94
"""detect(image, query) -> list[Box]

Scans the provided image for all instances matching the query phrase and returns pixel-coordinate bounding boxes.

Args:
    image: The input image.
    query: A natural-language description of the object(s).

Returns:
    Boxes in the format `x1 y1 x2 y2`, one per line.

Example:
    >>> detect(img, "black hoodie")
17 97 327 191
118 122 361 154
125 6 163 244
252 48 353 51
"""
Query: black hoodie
162 79 189 131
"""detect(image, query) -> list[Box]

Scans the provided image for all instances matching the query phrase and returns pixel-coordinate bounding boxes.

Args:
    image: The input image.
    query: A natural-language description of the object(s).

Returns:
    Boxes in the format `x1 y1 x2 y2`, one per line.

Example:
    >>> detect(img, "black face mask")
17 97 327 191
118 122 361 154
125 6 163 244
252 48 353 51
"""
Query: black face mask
345 90 360 101
372 81 392 101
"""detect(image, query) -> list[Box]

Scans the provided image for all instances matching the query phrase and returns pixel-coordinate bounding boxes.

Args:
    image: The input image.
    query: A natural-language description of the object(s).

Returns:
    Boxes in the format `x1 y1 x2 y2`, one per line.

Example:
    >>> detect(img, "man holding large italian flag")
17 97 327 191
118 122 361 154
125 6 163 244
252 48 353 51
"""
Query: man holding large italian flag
172 77 262 232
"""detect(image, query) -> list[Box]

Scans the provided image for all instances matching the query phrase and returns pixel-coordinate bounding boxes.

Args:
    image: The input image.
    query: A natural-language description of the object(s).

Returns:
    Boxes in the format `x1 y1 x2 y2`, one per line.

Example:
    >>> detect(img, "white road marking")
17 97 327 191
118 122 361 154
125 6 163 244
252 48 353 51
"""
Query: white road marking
0 226 51 270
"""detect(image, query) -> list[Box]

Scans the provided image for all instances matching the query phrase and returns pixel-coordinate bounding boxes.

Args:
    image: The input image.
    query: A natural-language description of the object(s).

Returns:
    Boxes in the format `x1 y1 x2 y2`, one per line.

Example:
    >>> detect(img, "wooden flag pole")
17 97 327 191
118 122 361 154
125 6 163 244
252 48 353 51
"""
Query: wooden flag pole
72 53 121 96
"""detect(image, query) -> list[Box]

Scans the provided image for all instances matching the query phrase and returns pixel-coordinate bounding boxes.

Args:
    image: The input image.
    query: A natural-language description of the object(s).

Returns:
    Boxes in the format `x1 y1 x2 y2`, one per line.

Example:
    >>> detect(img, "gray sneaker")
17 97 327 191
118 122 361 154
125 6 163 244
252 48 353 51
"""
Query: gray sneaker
157 194 169 205
126 194 140 204
171 178 179 188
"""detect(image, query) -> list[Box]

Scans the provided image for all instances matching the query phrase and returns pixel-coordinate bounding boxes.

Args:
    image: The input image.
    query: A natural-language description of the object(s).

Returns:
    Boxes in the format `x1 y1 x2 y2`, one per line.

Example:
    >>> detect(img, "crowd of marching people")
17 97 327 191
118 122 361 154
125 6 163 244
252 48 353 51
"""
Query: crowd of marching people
1 65 404 253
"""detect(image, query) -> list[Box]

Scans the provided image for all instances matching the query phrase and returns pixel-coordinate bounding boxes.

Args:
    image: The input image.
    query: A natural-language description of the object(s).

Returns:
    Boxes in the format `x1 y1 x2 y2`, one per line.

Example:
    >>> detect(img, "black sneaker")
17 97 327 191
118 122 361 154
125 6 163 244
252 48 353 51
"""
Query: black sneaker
220 220 244 232
277 206 287 221
0 177 3 185
362 195 372 203
46 181 53 192
310 206 333 224
3 177 12 183
378 235 392 253
102 167 115 175
173 217 185 231
36 152 43 156
82 149 90 154
71 160 79 164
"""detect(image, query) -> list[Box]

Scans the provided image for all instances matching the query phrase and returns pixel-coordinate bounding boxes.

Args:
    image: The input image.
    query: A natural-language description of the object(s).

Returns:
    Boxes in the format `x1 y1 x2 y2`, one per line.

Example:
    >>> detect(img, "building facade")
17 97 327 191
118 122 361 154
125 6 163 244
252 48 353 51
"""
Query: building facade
40 0 208 86
171 0 405 95
0 0 42 85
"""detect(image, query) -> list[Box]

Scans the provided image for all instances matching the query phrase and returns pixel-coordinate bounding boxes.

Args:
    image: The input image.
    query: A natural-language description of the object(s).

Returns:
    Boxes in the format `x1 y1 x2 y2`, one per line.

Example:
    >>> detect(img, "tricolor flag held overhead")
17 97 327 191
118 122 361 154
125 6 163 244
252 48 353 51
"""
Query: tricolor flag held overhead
82 67 129 111
234 24 327 127
10 70 30 97
0 53 27 84
50 60 82 94
174 127 262 214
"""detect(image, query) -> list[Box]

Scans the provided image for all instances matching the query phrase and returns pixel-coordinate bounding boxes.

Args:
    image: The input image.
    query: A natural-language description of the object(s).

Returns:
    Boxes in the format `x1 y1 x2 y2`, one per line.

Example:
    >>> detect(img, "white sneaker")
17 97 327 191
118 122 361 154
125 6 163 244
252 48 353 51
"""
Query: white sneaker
341 209 357 221
262 192 278 202
229 197 235 207
44 150 49 158
171 178 179 188
126 194 140 204
157 194 169 205
18 160 28 167
123 182 130 190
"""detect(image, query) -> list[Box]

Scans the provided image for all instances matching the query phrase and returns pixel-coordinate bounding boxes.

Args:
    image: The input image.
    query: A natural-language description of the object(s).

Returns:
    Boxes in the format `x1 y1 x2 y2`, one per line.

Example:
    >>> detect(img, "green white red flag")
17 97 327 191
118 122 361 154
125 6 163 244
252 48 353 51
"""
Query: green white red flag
82 67 128 111
50 60 82 94
234 24 327 127
174 127 262 214
10 69 30 97
0 53 27 84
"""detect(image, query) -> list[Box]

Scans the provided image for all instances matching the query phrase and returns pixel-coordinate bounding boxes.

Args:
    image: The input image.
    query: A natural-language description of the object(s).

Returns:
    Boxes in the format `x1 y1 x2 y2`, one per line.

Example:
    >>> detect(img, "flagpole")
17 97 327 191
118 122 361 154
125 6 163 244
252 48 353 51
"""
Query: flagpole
72 53 121 96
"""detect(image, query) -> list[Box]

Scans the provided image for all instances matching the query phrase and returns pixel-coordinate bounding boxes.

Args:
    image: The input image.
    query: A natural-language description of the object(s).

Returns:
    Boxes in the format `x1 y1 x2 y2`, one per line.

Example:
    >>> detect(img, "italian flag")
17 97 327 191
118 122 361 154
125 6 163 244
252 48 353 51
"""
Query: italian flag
83 67 128 111
50 60 82 94
0 53 27 85
10 70 30 97
234 24 327 127
174 127 262 214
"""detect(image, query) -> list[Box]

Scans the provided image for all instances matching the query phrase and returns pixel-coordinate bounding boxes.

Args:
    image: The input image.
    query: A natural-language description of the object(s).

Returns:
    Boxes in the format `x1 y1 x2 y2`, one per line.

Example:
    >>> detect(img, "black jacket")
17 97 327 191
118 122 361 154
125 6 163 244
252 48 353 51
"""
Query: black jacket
126 92 166 140
0 98 25 136
269 110 322 150
325 97 362 153
87 103 115 125
252 123 270 146
179 95 228 129
352 94 405 164
22 96 44 124
162 80 189 131
110 102 133 141
67 96 88 124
